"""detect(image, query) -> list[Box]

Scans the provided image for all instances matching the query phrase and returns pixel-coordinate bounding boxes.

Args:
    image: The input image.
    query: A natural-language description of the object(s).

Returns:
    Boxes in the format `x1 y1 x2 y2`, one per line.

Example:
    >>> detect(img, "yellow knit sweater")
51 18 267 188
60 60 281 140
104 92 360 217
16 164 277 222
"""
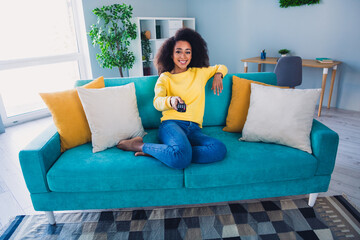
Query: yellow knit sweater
153 65 228 127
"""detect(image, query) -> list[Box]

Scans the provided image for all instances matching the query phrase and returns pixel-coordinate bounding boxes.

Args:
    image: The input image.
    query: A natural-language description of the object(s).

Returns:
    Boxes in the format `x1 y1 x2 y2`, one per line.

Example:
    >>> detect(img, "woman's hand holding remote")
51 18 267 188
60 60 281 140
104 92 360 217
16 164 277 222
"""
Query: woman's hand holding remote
170 96 184 111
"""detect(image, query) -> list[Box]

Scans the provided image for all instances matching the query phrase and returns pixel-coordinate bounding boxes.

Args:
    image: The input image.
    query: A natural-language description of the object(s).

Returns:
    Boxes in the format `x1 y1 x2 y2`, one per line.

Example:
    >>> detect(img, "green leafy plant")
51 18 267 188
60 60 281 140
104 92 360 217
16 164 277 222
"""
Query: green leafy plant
141 31 152 68
279 0 320 8
278 49 290 55
89 4 137 77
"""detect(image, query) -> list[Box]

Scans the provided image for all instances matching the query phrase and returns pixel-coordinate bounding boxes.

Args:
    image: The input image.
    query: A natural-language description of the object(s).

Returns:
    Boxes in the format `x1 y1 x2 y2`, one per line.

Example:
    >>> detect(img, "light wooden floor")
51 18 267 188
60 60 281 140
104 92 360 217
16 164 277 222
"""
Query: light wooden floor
0 107 359 229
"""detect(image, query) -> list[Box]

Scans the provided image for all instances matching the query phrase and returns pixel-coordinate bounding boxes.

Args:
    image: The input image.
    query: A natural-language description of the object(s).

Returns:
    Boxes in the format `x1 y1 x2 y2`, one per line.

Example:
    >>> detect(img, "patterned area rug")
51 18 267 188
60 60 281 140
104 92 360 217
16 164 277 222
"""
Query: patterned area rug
1 196 359 240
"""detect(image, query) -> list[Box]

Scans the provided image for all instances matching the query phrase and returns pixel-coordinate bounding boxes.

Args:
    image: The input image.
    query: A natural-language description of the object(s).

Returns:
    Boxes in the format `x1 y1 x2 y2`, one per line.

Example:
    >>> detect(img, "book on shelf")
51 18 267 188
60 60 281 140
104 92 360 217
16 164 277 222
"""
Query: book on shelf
316 58 334 63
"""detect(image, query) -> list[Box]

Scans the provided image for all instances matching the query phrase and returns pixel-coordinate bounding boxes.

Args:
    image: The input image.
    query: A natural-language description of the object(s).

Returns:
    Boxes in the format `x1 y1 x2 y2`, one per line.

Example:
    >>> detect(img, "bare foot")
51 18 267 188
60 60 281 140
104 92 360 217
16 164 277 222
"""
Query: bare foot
135 151 152 157
116 136 144 152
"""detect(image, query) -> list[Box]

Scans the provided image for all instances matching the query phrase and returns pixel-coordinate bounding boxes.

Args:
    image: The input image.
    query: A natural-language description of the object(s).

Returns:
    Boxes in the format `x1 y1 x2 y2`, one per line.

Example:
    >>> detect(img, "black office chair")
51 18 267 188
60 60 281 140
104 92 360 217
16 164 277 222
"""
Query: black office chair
274 56 302 88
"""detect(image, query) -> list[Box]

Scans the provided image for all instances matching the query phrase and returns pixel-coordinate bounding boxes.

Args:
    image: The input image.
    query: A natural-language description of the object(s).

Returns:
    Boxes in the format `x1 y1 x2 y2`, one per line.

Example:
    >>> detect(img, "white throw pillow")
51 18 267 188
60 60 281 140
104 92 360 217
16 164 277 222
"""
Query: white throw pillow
77 83 145 153
241 83 321 153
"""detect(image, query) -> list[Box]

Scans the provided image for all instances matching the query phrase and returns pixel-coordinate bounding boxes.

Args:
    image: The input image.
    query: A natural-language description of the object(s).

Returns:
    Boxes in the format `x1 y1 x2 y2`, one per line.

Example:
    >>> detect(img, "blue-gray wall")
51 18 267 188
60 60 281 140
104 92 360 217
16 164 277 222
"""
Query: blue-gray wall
186 0 360 111
84 0 360 111
82 0 188 78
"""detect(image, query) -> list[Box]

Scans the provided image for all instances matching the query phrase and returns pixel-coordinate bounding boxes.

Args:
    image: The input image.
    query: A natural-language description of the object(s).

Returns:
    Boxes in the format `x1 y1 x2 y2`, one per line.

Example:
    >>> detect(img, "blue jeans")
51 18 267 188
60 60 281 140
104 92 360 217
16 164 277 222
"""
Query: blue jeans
142 120 227 169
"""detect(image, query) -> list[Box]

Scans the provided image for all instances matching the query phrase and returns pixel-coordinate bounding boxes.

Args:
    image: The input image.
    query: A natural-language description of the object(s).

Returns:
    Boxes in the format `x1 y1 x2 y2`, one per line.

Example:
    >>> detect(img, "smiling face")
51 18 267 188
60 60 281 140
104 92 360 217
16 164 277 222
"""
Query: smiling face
172 40 192 74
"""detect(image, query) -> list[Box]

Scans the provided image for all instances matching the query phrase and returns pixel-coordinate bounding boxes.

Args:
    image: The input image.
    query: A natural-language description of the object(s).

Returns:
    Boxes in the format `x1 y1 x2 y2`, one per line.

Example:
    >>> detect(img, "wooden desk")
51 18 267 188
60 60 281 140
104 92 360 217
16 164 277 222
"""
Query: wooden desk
241 57 341 117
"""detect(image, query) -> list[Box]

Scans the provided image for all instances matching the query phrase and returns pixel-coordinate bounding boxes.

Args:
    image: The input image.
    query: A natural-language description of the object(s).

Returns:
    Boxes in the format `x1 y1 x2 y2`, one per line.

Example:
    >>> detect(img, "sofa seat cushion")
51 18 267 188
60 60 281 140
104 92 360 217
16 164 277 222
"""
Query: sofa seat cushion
47 130 183 192
184 127 318 188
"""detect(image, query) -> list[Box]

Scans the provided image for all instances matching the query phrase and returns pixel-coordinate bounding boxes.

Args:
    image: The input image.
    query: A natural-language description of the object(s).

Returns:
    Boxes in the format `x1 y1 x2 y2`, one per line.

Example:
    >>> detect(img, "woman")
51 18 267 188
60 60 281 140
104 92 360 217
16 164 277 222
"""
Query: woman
117 28 228 169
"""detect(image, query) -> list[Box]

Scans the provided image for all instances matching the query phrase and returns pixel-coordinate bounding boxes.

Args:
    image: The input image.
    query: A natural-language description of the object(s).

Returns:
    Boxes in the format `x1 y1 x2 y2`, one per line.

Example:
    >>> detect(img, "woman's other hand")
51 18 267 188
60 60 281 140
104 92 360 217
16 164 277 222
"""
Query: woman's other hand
170 96 184 111
211 73 223 96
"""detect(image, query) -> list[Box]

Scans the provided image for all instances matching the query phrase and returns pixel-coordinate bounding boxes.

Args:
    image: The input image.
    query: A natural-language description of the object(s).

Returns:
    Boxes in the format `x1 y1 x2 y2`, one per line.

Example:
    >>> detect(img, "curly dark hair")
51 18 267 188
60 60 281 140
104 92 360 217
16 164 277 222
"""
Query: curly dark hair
154 28 209 75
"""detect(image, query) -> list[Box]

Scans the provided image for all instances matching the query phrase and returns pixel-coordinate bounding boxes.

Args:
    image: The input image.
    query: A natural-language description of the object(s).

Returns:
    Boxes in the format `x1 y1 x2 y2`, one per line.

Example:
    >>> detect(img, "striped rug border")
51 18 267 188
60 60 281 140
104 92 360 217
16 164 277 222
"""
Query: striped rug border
315 196 360 239
0 215 25 240
334 195 360 224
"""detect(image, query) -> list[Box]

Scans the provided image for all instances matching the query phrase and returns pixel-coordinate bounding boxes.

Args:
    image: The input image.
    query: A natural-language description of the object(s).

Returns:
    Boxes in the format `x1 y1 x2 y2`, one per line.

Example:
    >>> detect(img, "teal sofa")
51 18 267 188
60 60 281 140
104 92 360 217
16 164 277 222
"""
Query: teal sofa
19 72 339 224
0 113 5 134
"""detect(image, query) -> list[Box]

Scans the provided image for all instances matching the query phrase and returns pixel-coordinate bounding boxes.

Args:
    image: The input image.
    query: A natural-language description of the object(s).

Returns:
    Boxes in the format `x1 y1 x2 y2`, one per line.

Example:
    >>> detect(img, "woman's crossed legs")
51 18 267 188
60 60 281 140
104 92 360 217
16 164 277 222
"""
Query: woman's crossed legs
118 120 227 169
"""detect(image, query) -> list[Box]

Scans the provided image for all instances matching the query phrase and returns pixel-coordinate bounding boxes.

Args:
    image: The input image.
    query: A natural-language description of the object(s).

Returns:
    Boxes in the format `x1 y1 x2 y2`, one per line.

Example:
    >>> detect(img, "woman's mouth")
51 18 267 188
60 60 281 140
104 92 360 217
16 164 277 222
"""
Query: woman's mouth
179 60 187 65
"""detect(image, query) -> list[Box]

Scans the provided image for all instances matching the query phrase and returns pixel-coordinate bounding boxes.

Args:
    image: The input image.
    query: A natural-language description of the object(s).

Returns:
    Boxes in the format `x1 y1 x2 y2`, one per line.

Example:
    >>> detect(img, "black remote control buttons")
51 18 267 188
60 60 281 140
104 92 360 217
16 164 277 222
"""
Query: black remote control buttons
177 103 186 112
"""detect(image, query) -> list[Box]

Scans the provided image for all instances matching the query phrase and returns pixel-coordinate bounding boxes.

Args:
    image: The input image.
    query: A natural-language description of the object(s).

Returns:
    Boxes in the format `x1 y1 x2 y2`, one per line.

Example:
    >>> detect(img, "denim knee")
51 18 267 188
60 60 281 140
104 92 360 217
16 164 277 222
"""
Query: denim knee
216 141 227 161
168 145 192 169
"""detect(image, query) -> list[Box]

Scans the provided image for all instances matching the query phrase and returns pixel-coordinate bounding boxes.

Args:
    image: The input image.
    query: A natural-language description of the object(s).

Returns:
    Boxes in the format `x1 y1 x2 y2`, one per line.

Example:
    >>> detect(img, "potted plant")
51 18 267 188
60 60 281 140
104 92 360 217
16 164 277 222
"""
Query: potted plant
278 49 290 57
141 31 152 76
89 4 137 77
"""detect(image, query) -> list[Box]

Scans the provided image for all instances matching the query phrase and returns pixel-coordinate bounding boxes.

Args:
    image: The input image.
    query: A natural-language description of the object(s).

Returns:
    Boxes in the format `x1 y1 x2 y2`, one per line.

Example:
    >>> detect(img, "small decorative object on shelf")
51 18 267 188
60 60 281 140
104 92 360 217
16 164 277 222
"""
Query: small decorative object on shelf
144 30 151 40
316 58 334 63
260 49 266 60
278 49 290 57
156 25 161 39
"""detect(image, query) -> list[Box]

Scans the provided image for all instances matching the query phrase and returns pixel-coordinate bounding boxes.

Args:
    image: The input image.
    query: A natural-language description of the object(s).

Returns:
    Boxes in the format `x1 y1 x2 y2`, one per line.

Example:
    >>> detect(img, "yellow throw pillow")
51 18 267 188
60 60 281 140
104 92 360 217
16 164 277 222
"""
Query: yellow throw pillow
223 76 287 133
40 76 105 152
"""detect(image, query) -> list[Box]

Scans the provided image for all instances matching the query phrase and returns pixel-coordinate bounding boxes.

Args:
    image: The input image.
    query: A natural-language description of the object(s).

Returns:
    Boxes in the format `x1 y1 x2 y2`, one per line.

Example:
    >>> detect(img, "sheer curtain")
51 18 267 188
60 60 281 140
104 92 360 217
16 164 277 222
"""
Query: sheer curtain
0 0 92 126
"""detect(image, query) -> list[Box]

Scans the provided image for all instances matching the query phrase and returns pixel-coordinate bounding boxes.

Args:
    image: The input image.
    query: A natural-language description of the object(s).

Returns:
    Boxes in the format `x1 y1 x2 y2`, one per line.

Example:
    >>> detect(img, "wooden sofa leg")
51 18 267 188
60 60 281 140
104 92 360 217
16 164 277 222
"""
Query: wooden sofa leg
45 211 56 225
308 193 319 207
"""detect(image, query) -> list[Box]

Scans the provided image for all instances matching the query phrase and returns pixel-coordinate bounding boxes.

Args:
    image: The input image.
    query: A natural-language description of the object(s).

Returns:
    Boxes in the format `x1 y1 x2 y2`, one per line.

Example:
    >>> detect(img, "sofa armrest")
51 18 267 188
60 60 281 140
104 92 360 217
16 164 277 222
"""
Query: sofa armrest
19 124 61 193
310 119 339 176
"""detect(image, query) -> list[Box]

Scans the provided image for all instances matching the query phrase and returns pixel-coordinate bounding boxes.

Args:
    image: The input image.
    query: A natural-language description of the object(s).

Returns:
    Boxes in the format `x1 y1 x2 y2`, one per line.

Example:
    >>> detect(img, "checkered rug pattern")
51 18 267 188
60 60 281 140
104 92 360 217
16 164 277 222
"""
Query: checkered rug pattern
1 196 359 239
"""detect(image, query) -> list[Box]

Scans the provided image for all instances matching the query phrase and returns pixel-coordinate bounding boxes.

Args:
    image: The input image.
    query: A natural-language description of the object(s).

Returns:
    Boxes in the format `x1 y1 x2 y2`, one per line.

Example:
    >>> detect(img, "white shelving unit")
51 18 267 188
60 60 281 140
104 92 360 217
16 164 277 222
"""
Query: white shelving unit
129 17 195 77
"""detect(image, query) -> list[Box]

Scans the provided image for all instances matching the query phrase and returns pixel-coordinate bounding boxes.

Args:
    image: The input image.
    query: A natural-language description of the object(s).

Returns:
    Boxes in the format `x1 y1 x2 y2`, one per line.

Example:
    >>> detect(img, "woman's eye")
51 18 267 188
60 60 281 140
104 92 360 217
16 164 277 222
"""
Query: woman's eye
186 51 191 54
176 51 181 54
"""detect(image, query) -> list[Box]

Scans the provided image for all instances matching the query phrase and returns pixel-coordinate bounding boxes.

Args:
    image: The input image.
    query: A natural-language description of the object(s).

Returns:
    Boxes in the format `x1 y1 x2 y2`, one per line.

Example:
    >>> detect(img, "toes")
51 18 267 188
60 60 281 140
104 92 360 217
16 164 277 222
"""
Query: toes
135 152 152 157
135 151 143 156
116 142 124 149
116 139 126 147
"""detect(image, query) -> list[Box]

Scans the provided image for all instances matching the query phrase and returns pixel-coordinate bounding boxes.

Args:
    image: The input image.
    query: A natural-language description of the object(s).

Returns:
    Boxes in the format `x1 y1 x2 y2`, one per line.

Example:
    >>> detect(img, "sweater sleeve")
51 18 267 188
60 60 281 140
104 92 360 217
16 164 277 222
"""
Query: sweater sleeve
153 74 172 111
203 65 228 83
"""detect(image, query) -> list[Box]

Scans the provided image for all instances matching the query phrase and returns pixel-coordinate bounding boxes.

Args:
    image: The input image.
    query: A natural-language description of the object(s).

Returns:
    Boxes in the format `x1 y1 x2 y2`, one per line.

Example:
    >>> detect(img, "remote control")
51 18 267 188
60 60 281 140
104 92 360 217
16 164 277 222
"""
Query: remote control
177 103 186 112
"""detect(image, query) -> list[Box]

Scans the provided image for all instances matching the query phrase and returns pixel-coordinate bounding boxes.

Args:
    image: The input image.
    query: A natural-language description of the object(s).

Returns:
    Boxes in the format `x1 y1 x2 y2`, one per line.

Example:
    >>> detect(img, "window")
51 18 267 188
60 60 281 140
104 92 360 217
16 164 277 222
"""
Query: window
0 0 92 126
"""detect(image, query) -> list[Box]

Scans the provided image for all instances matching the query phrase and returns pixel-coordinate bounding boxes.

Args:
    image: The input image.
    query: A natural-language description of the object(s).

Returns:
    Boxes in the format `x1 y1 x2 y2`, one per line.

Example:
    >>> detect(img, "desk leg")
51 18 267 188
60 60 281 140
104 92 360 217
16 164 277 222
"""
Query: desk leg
244 62 248 73
318 68 328 117
327 65 337 109
258 64 261 72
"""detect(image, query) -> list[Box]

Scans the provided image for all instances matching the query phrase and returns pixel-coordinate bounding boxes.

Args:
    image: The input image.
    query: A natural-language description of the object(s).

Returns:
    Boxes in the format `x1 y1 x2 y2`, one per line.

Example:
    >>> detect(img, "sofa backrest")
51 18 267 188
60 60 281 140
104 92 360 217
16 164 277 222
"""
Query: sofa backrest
75 72 277 129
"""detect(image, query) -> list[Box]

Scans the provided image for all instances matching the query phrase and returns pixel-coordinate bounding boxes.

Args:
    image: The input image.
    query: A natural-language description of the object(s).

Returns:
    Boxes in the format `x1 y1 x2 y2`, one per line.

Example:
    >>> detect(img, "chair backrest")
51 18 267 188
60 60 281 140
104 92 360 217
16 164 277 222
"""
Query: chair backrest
274 56 302 88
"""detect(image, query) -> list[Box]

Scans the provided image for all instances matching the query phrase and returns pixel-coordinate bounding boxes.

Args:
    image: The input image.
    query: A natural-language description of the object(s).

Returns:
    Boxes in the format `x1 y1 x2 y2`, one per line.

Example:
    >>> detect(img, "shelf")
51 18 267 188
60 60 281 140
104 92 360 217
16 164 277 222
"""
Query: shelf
129 17 195 77
149 38 169 41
